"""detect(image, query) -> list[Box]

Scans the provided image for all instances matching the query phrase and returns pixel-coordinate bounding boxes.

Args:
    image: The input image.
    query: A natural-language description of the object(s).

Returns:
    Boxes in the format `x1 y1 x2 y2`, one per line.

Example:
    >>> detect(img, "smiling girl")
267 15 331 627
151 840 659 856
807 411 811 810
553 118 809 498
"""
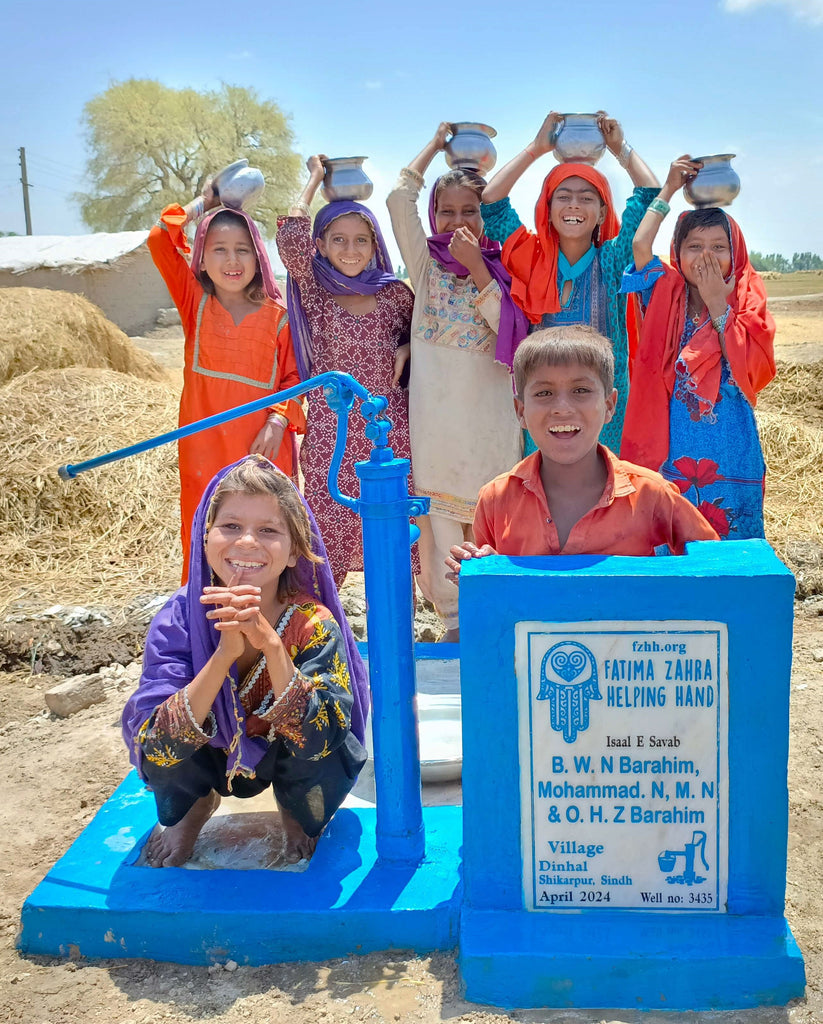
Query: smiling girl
620 156 776 539
386 123 528 641
148 187 305 579
480 111 661 453
276 156 415 585
122 455 368 867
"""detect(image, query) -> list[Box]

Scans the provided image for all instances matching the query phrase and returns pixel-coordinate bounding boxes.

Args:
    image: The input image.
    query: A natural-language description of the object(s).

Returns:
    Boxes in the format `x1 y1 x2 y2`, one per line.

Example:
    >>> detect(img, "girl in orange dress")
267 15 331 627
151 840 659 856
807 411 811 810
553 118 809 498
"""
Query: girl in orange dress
148 188 305 578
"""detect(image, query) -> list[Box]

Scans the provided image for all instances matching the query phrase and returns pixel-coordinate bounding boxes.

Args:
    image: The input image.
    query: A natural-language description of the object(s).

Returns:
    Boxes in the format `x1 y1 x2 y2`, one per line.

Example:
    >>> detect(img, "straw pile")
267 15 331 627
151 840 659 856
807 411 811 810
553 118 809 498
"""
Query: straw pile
758 360 823 596
0 287 166 382
0 366 181 616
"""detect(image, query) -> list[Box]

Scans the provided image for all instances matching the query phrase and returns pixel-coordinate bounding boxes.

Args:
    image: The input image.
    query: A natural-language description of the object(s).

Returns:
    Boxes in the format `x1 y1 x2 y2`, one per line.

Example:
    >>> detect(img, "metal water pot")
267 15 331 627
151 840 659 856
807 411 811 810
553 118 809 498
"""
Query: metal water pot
684 154 740 208
444 123 498 175
212 159 265 210
320 157 373 202
552 113 606 165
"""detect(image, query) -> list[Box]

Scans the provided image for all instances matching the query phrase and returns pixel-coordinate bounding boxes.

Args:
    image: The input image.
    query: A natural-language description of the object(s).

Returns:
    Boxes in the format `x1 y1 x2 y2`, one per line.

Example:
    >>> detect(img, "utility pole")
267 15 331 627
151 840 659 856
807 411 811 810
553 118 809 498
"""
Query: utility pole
19 147 32 235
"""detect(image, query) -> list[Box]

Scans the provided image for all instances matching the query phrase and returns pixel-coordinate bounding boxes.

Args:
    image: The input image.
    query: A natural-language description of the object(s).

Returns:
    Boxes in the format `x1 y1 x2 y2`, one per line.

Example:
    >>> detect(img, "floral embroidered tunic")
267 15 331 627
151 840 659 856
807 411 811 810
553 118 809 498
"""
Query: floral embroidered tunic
137 599 355 769
386 170 521 523
481 187 659 452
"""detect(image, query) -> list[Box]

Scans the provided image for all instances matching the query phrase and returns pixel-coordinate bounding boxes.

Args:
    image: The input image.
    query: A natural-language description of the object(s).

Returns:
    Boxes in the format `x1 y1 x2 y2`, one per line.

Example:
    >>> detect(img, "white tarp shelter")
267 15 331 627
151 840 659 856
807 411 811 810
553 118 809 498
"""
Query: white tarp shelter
0 231 172 335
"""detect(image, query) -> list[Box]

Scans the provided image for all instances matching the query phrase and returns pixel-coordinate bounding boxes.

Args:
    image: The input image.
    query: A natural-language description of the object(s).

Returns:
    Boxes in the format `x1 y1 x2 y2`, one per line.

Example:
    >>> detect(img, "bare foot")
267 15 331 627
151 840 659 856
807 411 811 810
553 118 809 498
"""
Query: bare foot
144 791 221 867
276 800 318 863
440 627 460 643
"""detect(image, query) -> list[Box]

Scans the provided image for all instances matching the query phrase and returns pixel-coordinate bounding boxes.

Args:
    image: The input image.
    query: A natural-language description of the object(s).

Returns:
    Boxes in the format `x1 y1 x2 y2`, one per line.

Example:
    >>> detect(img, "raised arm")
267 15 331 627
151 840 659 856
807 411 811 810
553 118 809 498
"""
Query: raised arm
632 155 701 269
482 112 561 204
598 113 659 189
288 155 327 218
406 122 452 177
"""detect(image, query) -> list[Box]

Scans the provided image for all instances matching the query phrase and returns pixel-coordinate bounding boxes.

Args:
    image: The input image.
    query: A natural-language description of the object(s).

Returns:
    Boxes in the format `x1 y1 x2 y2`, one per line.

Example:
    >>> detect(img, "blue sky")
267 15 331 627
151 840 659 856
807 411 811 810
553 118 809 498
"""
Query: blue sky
1 0 822 270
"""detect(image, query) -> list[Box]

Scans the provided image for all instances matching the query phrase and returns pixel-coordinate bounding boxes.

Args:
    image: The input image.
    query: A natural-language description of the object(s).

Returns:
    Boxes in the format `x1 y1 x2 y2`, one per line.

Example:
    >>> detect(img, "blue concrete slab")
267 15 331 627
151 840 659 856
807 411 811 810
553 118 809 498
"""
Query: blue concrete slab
20 771 463 965
460 907 806 1010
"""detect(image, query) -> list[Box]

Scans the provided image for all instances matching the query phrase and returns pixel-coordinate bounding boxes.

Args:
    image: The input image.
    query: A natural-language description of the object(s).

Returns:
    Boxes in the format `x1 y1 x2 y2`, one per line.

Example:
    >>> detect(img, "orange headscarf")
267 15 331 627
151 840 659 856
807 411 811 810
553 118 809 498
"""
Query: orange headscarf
621 211 776 471
501 164 621 325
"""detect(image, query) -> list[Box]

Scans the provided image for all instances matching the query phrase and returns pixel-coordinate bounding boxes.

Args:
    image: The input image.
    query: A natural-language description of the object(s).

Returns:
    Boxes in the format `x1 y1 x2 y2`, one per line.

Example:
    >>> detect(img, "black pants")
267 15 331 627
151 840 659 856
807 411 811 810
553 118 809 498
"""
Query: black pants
142 734 367 837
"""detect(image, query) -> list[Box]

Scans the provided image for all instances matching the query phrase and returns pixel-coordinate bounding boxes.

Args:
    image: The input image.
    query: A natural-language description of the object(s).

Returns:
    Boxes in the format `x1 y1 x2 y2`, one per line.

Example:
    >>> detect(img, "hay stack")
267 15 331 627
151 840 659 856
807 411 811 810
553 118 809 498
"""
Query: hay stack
758 359 823 596
0 287 166 382
0 366 181 615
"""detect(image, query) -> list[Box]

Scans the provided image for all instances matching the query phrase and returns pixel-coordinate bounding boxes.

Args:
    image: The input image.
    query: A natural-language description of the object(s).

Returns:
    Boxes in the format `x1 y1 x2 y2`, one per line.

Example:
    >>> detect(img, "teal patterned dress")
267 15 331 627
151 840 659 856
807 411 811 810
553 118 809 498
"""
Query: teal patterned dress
481 187 659 453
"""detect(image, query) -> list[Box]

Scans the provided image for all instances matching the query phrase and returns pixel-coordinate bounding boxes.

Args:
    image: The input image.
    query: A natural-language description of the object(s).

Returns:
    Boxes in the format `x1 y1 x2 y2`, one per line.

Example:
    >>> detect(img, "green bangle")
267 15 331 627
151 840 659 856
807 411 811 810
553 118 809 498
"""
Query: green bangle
648 197 671 217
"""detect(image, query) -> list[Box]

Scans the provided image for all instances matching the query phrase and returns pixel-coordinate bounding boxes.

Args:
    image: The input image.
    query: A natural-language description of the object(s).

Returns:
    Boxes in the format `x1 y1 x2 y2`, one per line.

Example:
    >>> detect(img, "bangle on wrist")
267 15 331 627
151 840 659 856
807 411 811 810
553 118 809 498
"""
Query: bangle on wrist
524 144 537 161
268 412 289 429
648 196 671 218
617 140 634 169
186 195 206 223
711 308 730 334
293 200 311 218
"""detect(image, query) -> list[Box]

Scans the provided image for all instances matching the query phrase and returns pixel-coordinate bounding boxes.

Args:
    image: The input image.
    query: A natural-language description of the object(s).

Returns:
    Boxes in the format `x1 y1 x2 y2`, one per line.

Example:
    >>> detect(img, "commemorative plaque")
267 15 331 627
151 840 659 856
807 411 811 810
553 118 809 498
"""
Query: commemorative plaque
516 620 728 912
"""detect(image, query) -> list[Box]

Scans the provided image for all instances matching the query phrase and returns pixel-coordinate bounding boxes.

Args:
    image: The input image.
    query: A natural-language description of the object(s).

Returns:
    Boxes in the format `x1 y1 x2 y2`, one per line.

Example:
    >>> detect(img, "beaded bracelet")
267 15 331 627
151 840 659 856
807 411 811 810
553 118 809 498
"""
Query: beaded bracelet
648 197 671 218
711 309 730 334
401 166 425 188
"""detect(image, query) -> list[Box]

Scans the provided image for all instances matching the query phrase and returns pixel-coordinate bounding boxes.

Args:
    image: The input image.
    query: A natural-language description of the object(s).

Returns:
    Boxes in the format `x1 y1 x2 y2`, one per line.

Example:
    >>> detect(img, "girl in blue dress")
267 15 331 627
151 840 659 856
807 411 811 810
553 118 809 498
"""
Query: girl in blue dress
621 157 776 539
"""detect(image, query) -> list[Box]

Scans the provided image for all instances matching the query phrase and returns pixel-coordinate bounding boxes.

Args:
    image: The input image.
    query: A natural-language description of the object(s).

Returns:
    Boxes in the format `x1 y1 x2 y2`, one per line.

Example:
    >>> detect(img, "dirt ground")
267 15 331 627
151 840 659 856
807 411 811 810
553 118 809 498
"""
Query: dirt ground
1 298 822 1023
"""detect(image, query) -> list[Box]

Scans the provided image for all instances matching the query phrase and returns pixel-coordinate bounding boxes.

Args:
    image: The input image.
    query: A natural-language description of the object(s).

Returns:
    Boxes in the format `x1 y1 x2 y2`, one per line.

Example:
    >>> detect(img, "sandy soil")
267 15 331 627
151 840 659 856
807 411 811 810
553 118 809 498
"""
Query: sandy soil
0 301 821 1023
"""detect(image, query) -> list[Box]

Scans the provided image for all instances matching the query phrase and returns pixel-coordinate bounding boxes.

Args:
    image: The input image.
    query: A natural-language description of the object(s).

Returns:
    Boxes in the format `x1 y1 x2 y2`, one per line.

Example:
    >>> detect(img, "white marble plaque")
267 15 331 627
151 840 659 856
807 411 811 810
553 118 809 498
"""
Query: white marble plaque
516 620 728 912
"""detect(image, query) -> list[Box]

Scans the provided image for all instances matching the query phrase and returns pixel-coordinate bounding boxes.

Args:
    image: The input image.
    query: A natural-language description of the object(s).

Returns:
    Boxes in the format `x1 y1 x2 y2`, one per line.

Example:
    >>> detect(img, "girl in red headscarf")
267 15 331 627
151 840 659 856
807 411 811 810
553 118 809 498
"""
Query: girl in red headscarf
481 112 661 453
620 156 776 540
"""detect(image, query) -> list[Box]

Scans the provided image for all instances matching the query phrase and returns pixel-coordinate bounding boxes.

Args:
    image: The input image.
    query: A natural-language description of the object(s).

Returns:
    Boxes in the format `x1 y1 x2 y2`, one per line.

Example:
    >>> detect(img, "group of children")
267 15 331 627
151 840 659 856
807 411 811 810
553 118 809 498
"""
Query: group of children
125 114 776 866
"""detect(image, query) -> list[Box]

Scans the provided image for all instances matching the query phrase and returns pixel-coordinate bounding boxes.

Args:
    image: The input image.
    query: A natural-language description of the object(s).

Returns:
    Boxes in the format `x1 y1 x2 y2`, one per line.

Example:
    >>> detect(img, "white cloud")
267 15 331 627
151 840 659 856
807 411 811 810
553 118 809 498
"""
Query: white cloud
228 50 254 60
724 0 823 23
364 80 383 90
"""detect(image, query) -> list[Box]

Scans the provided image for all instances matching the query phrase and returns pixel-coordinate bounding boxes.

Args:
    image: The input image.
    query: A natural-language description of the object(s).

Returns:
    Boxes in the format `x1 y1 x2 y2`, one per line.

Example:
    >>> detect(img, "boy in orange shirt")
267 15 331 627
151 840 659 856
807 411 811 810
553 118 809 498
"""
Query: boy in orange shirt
446 325 718 585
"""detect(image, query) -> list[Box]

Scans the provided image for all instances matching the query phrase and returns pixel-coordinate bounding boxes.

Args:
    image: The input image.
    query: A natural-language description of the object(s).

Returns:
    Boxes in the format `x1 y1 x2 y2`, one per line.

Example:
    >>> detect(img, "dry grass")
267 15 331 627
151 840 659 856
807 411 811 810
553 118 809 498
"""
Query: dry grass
0 287 166 382
757 360 823 594
0 348 821 621
0 367 181 617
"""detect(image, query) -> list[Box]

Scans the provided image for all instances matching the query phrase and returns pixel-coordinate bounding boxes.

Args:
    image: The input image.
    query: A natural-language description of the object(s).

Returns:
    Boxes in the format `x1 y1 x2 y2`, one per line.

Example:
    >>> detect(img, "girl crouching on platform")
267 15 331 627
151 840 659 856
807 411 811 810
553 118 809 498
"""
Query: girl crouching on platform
122 455 368 867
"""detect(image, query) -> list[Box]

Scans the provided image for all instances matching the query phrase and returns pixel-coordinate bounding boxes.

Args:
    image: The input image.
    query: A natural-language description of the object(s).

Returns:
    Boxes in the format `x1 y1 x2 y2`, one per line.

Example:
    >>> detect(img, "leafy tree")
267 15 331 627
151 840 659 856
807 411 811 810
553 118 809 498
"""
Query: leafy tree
791 251 823 271
749 250 792 273
75 80 302 236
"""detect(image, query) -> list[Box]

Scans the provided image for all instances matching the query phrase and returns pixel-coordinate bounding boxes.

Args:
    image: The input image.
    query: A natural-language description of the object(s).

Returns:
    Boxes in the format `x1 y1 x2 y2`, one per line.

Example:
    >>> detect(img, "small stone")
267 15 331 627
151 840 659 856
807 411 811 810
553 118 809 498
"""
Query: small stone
45 674 106 717
812 649 823 663
207 963 222 975
156 307 182 327
224 959 238 972
44 640 63 654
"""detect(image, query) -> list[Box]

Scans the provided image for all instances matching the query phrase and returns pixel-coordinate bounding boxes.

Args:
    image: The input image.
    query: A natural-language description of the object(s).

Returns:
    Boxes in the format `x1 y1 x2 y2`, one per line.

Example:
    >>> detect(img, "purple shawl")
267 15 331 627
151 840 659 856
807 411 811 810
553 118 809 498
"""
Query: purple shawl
122 455 368 784
286 201 405 379
191 206 283 304
426 179 528 370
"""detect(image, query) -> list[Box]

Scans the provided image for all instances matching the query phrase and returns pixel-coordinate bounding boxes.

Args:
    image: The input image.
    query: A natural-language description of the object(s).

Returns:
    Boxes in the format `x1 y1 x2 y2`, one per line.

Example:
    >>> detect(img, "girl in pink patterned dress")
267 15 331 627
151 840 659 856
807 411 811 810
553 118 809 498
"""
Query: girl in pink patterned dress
276 156 415 586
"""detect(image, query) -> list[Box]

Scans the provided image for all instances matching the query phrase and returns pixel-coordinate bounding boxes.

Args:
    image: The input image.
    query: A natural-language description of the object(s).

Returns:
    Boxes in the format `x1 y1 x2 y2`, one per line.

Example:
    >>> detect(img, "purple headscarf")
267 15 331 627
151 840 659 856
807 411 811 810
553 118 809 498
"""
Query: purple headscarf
287 201 407 379
191 206 283 304
426 178 529 370
122 455 368 785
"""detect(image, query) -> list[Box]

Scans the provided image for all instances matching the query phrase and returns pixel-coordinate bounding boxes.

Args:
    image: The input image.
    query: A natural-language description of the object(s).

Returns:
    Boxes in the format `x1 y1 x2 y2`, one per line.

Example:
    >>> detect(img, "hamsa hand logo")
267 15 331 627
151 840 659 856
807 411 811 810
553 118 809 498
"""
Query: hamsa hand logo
537 641 601 743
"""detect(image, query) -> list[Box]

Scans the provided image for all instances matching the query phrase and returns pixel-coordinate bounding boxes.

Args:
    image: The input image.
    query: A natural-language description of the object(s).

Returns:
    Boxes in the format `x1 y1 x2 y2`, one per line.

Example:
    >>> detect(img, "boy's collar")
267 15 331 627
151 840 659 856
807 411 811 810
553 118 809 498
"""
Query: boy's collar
517 445 636 507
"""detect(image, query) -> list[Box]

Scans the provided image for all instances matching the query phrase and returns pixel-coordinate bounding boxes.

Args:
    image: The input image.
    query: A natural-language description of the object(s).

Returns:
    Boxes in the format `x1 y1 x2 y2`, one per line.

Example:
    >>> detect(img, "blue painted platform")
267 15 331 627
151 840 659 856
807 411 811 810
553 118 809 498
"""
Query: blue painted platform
19 770 463 964
457 541 807 1009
